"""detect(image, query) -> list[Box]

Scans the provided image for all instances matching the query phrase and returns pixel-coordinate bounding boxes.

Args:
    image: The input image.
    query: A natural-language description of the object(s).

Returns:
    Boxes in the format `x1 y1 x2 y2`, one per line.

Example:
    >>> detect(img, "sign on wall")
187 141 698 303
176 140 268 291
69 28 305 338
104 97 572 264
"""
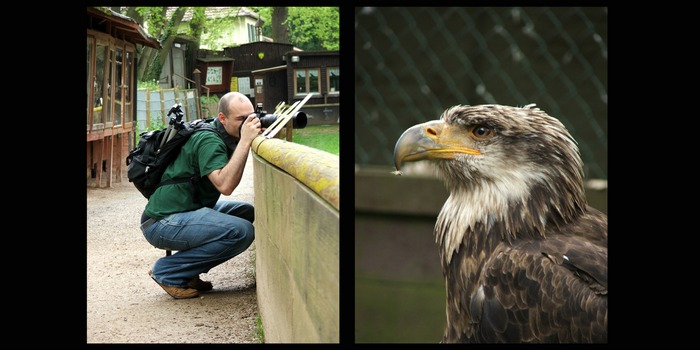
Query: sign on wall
206 66 223 85
238 76 252 96
231 77 238 92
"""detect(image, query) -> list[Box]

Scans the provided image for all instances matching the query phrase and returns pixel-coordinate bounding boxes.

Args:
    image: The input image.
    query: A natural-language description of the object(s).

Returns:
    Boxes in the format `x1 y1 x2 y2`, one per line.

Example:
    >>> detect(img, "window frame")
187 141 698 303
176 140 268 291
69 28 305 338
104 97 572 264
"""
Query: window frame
247 23 256 43
327 66 339 96
87 29 136 135
293 67 321 98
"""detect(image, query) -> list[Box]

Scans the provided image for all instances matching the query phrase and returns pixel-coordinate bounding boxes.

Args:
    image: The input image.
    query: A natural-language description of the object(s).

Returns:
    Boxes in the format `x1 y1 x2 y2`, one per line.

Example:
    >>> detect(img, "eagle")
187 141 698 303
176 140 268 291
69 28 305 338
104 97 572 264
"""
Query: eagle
393 104 607 343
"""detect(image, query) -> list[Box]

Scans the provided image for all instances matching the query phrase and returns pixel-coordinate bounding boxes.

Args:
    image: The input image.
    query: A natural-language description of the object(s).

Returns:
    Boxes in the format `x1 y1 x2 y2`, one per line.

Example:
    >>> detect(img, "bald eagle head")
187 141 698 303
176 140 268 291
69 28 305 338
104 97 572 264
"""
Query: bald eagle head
394 104 588 250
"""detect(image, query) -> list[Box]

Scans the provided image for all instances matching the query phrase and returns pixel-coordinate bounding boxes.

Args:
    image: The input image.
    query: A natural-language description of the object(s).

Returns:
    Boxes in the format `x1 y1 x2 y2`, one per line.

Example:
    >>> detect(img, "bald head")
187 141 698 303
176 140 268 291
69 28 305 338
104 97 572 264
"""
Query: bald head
219 92 252 117
216 92 255 139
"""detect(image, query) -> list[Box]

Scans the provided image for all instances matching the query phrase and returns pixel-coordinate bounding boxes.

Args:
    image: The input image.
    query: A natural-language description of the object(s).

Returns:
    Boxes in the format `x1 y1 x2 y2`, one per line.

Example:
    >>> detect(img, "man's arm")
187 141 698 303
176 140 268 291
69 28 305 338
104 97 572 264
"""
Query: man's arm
207 115 261 195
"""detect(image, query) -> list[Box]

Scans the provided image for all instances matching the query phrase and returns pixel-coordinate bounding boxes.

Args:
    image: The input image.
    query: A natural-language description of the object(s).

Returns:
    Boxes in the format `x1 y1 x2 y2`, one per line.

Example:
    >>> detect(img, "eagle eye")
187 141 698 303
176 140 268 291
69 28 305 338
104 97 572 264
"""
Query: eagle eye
470 125 494 140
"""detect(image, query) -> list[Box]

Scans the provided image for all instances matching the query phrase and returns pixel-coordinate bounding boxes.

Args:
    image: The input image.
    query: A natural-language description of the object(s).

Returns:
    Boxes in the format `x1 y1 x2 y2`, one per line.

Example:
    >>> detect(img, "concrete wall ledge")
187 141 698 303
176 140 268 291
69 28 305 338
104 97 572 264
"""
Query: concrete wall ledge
252 136 339 343
253 136 339 210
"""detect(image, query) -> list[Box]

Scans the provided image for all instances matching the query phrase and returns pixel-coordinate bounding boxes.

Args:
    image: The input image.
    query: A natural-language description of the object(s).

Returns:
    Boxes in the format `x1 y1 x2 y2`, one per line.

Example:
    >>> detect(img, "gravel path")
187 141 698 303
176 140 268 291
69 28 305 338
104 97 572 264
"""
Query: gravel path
87 153 260 343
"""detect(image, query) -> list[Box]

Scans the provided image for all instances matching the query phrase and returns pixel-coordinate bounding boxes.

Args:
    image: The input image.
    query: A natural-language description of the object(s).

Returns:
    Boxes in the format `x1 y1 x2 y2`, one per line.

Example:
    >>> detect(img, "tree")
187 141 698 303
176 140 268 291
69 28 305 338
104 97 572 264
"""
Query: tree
158 7 188 69
252 6 339 51
123 6 339 84
271 7 290 44
287 7 339 51
121 7 186 83
196 7 245 51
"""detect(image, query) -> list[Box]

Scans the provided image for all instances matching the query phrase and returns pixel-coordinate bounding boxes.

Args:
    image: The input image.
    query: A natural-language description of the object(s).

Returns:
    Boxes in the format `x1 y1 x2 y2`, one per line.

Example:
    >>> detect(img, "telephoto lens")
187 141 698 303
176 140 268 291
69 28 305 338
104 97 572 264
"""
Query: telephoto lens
258 111 307 129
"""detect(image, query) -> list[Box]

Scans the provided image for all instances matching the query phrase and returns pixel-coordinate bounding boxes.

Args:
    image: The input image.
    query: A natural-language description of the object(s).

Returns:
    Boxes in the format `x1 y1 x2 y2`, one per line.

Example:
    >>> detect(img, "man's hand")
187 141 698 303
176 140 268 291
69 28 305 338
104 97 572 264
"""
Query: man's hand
240 114 262 145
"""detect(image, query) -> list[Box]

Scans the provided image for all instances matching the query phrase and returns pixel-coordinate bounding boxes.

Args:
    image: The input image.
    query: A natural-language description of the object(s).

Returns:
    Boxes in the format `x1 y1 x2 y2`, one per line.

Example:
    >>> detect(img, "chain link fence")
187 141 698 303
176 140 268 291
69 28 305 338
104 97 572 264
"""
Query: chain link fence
355 7 607 180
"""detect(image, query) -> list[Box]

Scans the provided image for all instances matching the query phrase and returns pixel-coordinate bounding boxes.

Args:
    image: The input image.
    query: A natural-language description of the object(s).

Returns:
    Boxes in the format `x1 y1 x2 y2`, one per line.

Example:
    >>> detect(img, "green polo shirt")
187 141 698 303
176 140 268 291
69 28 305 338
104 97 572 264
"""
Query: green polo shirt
144 128 229 220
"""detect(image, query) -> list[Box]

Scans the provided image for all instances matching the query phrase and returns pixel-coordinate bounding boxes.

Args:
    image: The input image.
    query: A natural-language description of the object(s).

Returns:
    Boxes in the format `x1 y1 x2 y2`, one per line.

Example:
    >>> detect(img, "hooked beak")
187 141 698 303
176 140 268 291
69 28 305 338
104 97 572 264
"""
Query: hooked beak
393 120 481 171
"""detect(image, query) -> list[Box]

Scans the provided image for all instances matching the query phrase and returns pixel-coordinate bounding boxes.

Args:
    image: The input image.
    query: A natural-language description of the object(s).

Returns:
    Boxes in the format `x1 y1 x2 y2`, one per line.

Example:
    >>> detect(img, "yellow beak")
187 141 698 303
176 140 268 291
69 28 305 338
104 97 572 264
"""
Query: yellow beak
393 120 481 170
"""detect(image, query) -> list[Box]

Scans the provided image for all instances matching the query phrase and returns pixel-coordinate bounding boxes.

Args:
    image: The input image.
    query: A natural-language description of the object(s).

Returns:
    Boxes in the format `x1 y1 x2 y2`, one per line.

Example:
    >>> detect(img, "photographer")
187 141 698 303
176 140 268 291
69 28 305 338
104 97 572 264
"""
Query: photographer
140 91 261 299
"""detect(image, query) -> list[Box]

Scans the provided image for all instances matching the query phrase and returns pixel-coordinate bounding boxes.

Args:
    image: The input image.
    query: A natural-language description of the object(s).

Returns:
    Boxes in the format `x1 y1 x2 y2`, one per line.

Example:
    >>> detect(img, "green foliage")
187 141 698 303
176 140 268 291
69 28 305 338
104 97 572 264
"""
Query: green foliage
288 7 339 51
200 94 220 117
292 124 339 155
250 6 339 51
200 15 237 50
124 6 338 92
135 112 166 145
137 80 160 90
182 7 247 51
190 7 206 28
135 7 167 36
188 7 206 40
251 246 262 343
143 50 163 82
249 245 257 280
135 7 186 42
200 94 220 105
251 7 271 33
140 116 165 136
255 315 265 343
253 7 271 23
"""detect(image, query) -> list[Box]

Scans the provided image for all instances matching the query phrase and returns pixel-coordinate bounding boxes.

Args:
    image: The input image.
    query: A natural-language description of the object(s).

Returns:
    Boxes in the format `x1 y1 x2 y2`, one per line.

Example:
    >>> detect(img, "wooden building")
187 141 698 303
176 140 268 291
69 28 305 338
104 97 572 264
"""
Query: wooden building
225 43 340 125
86 7 161 188
195 55 235 94
164 38 340 126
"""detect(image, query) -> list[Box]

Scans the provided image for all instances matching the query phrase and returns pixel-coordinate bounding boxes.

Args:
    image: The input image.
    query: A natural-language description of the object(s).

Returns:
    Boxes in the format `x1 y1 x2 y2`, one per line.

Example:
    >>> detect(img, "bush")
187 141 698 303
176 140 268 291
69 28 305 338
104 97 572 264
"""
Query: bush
201 95 220 118
200 94 220 105
137 79 160 90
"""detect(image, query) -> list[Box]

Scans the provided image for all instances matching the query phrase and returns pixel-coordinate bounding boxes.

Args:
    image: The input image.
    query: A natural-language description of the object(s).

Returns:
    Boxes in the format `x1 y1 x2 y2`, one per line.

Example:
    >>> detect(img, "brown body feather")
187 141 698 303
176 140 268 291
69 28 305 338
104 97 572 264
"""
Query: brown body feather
394 104 607 343
441 206 607 342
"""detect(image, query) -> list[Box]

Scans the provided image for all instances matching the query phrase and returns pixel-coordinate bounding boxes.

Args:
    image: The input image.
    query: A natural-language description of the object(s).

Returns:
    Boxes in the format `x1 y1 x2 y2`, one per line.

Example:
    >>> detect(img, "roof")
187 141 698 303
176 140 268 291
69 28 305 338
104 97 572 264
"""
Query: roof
197 56 235 63
236 41 304 52
292 50 339 56
166 6 262 22
251 65 287 74
87 7 161 49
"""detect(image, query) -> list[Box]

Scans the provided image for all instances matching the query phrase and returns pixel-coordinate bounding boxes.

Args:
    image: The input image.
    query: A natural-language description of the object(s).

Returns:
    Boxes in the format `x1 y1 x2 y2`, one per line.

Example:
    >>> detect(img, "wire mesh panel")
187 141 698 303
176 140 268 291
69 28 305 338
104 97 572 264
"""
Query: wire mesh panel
355 7 607 180
136 88 201 133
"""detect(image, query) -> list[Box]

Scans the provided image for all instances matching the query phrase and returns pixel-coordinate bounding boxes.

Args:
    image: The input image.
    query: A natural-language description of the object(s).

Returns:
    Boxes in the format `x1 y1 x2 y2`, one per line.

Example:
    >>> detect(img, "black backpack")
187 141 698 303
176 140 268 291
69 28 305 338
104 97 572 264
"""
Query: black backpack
126 104 219 199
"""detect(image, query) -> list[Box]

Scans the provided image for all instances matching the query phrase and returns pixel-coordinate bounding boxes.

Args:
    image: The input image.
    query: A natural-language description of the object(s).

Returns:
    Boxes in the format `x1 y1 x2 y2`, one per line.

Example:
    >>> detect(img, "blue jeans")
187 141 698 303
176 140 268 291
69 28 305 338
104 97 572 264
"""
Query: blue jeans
141 200 255 287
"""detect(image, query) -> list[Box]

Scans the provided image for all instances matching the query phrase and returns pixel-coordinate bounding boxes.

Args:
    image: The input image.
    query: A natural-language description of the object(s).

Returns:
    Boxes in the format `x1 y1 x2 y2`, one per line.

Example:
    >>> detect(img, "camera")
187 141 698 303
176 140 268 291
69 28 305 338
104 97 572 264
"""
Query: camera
254 103 308 129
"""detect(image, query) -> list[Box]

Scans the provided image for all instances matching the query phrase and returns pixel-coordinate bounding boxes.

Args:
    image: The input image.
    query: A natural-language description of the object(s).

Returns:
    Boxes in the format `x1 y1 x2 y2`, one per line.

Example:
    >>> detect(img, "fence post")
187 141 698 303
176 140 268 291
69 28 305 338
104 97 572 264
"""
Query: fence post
193 69 203 120
159 89 166 125
145 89 151 131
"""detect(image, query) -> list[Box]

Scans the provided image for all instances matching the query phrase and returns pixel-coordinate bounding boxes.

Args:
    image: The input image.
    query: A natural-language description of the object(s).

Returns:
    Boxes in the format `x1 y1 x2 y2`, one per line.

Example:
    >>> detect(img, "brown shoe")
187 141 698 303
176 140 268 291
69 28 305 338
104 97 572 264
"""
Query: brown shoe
148 270 199 299
187 276 213 291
